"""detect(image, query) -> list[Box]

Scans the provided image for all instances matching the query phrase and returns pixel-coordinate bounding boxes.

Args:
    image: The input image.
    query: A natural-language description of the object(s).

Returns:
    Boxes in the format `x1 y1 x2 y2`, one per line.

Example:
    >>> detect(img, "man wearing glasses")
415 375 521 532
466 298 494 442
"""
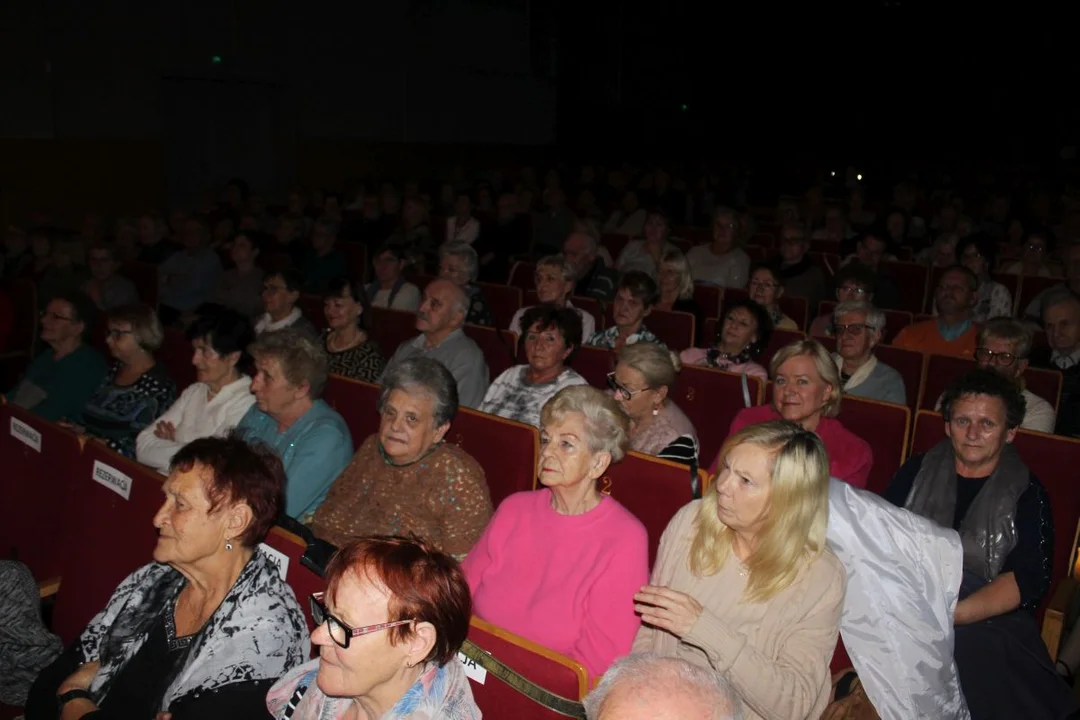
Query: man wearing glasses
893 266 979 358
1033 295 1080 437
967 318 1055 433
830 301 907 405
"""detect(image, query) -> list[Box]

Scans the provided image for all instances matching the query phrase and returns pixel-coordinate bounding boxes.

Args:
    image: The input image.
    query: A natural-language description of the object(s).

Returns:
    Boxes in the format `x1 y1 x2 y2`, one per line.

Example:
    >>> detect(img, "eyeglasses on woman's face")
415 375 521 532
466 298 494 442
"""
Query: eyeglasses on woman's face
606 372 651 400
309 592 414 650
974 347 1023 367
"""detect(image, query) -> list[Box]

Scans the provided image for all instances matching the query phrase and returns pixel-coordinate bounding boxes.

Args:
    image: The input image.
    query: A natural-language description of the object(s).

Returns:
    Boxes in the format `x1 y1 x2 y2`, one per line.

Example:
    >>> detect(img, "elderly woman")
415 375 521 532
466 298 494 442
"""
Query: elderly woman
237 327 353 520
809 263 877 338
6 291 107 423
311 357 492 558
438 241 493 326
464 386 649 677
831 301 907 405
213 231 265 318
708 339 872 488
321 275 385 383
616 208 680 278
685 207 751 289
365 244 422 312
256 267 318 336
27 434 307 718
680 298 771 378
586 271 663 350
83 243 139 311
632 421 845 720
136 308 256 473
747 262 798 330
654 249 700 316
508 253 597 338
957 235 1013 322
266 536 480 719
80 304 176 458
610 343 698 474
481 306 587 427
1003 230 1060 278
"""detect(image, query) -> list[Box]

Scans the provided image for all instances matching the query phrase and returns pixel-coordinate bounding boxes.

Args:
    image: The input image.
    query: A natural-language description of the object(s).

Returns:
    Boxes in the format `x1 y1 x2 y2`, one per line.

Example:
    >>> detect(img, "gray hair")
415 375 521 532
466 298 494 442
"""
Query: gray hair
537 253 576 283
583 653 742 720
248 327 329 399
378 357 458 428
540 385 629 463
107 303 164 352
439 241 479 282
979 317 1034 359
619 342 681 392
832 301 886 334
660 249 694 300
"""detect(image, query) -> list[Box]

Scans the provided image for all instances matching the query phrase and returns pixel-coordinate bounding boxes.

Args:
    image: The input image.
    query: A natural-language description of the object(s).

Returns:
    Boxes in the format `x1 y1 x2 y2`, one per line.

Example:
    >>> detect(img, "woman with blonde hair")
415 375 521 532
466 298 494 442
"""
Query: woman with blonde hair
633 420 844 720
707 339 872 488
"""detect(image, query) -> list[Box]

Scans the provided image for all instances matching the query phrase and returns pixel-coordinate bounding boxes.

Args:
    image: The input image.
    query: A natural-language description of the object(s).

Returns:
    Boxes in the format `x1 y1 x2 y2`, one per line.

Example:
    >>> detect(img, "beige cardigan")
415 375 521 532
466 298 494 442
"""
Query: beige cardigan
632 501 845 720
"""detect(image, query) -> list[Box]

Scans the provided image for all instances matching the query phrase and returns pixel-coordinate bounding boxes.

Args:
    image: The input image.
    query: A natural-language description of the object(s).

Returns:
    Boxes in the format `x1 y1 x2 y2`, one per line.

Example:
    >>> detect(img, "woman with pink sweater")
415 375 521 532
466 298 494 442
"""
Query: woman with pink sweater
462 386 648 678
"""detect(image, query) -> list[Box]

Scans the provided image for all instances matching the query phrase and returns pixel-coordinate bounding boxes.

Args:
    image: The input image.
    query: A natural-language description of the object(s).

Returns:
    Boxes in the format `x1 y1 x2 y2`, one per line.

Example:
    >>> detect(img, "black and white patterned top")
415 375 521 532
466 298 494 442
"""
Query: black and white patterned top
321 329 386 383
83 362 176 458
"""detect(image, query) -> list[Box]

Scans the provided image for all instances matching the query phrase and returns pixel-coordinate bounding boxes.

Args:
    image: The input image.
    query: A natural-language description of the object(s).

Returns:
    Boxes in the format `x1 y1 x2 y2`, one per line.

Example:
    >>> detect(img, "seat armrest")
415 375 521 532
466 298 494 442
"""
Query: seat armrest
1042 577 1076 661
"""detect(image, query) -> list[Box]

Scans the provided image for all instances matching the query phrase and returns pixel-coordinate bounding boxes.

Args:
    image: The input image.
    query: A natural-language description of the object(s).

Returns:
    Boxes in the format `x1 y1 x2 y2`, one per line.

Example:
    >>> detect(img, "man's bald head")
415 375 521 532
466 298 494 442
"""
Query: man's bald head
416 278 468 338
584 654 741 720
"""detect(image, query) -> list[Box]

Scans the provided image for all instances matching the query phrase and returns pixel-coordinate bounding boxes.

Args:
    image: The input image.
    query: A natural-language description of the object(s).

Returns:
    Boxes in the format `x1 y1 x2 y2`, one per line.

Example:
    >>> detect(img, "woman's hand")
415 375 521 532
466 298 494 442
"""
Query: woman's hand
633 585 703 639
154 421 177 441
57 660 100 694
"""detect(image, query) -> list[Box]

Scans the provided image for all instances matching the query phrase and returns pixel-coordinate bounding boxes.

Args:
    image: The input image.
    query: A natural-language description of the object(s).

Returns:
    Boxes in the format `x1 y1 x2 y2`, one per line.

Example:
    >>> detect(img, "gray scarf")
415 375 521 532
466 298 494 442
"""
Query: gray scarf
904 439 1029 582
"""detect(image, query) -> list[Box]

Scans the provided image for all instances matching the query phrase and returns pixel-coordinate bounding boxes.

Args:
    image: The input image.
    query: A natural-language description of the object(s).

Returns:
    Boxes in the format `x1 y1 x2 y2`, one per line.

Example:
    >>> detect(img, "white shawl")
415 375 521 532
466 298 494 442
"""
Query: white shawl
833 353 878 392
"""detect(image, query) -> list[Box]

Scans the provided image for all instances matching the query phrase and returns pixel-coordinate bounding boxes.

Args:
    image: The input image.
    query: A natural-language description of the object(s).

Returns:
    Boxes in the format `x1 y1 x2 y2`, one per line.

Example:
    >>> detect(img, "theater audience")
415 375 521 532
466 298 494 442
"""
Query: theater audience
1023 243 1080 322
604 190 648 237
832 301 906 405
686 207 751 289
135 213 178 266
966 318 1056 433
321 275 384 383
809 263 878 337
616 208 679 278
237 328 353 520
23 230 53 281
634 421 844 720
464 386 648 677
365 244 421 312
38 240 91 305
79 304 175 458
159 217 223 324
680 298 771 378
709 339 872 488
957 235 1013 322
266 536 481 720
213 231 265 318
255 268 318 337
748 262 798 330
2 226 32 280
843 231 900 310
27 435 307 718
611 342 698 474
82 243 138 311
778 223 828 312
482 306 587 427
508 253 597 338
438 241 493 326
583 654 742 720
564 220 619 302
1002 230 1058 278
446 191 481 245
7 292 107 423
476 192 529 281
885 370 1074 719
654 249 701 317
303 217 347 294
587 271 663 350
137 309 256 473
893 265 979 358
380 278 489 409
1033 294 1080 436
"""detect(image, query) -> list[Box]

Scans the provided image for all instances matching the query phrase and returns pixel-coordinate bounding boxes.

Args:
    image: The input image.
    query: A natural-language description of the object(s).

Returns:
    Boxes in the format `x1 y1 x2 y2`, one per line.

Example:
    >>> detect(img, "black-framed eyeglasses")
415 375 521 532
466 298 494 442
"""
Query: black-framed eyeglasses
106 328 134 340
606 372 652 400
309 592 414 649
975 347 1025 367
836 286 869 299
833 323 875 337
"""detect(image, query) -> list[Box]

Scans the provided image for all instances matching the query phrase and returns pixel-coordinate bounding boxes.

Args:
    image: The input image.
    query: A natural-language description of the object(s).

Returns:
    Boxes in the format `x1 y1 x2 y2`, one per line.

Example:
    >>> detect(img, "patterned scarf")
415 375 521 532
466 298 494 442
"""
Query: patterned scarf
83 549 308 711
0 560 62 705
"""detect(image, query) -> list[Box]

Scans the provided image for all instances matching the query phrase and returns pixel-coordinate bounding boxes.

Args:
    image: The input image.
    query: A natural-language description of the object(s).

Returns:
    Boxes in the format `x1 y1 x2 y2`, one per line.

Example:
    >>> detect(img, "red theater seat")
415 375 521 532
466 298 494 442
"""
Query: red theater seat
464 617 589 719
508 261 537 294
1017 275 1065 317
475 283 523 330
759 328 807 369
919 354 1062 413
449 409 538 508
323 375 380 449
339 242 367 281
692 284 722 318
298 294 328 331
570 345 616 388
119 260 159 309
601 233 632 262
673 365 764 465
883 262 930 314
159 327 196 391
369 308 419 358
463 324 518 380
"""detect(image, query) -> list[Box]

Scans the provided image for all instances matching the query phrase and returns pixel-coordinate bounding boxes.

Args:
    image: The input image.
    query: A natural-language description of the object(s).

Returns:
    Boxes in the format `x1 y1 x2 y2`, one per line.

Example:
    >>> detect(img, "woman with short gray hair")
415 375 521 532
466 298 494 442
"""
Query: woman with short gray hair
310 357 493 558
831 300 907 405
463 385 649 678
508 253 597 338
439 241 493 326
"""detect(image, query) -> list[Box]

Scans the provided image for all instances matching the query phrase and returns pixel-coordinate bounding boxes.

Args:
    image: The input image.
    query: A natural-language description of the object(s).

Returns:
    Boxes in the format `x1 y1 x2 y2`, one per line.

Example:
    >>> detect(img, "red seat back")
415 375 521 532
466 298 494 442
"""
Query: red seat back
0 405 83 579
51 444 166 645
463 325 517 380
811 238 842 255
807 251 841 277
759 328 807 369
570 345 616 388
604 307 694 350
450 409 538 508
692 284 722 318
915 355 1059 413
369 308 419 358
818 300 914 345
323 375 380 450
159 327 196 392
119 261 160 309
883 261 930 314
1017 275 1064 317
464 617 589 718
837 396 910 495
601 233 631 261
508 262 537 293
673 366 764 466
671 226 711 246
475 283 523 330
298 294 329 331
4 278 37 357
261 526 325 638
338 242 367 282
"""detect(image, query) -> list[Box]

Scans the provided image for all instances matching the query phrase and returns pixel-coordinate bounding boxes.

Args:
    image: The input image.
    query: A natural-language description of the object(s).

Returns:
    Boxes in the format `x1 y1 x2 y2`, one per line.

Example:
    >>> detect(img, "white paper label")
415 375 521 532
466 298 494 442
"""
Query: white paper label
260 543 290 581
91 460 132 501
10 417 41 452
458 652 487 684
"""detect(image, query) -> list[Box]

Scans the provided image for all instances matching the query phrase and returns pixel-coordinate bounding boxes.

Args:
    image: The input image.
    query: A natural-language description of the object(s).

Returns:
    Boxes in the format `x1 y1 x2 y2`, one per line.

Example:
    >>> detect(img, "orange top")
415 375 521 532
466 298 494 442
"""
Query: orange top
892 319 978 359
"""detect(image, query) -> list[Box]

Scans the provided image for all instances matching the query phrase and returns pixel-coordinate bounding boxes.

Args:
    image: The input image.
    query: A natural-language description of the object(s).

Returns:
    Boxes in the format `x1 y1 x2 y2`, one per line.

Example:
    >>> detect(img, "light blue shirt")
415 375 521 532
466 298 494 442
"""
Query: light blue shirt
236 399 353 519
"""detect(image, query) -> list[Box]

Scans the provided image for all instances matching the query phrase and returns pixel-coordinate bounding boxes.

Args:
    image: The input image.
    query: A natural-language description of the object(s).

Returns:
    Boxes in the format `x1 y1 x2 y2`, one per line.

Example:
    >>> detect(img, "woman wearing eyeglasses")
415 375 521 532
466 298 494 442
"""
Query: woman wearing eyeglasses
808 264 877 338
680 298 771 379
267 536 480 720
707 339 872 489
747 262 798 331
956 235 1013 323
78 304 176 458
831 301 907 406
1002 230 1061 279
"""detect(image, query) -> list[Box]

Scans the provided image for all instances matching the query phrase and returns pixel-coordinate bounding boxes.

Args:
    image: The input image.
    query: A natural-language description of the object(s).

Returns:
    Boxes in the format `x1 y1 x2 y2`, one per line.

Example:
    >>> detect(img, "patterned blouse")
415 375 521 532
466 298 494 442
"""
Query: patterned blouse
480 365 588 427
586 324 664 350
82 362 176 458
321 329 386 383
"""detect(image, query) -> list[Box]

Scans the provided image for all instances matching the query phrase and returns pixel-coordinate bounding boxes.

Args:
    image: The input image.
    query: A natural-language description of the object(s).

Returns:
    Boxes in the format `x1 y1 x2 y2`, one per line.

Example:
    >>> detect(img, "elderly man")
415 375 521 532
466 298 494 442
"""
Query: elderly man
893 265 979 358
885 369 1073 720
583 654 742 720
236 327 353 520
971 318 1056 433
380 278 489 408
842 231 900 309
83 243 138 311
1032 294 1080 436
777 223 827 311
831 301 906 405
563 220 619 302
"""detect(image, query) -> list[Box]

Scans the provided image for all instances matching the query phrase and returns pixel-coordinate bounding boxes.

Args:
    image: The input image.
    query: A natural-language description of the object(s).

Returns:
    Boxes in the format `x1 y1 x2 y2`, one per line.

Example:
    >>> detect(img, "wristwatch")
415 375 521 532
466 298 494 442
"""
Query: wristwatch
57 688 94 710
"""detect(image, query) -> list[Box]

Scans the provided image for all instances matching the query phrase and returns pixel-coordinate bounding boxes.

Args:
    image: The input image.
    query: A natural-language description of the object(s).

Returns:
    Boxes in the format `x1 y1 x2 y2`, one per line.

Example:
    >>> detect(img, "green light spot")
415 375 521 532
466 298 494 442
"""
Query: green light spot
681 104 688 111
211 55 223 64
